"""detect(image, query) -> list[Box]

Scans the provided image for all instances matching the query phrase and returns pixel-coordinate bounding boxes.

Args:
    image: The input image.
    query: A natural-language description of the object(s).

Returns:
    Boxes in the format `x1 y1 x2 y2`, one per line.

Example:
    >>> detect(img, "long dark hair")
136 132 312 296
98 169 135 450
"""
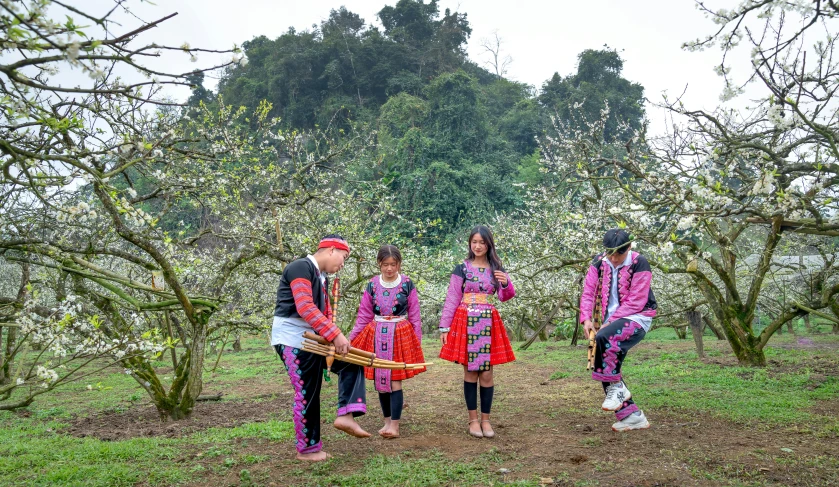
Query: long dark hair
376 244 402 266
466 225 504 285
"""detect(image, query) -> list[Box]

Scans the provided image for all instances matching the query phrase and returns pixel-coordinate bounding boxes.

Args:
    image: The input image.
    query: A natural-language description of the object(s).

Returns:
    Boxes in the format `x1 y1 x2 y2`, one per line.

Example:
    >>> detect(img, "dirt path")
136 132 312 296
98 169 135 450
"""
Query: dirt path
66 341 839 486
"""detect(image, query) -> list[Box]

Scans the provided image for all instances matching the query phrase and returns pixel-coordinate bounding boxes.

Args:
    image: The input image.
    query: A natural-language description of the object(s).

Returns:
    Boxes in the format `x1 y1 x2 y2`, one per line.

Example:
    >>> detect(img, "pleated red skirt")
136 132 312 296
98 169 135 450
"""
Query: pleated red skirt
351 319 426 380
439 305 516 366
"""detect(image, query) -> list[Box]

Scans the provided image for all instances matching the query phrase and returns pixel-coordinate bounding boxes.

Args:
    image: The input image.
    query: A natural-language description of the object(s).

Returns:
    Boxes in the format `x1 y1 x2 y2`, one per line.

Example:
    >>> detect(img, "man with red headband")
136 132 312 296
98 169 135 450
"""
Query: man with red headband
272 234 370 462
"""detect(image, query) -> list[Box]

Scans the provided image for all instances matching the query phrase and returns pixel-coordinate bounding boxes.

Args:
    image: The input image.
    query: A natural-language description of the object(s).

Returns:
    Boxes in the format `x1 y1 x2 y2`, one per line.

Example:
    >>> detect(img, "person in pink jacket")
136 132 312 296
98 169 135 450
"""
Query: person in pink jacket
581 229 657 432
349 245 425 439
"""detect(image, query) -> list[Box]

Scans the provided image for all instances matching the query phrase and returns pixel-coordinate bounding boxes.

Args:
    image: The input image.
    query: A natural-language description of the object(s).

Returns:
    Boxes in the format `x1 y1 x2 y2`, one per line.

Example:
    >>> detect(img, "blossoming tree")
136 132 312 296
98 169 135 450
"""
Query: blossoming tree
0 0 388 418
541 0 839 366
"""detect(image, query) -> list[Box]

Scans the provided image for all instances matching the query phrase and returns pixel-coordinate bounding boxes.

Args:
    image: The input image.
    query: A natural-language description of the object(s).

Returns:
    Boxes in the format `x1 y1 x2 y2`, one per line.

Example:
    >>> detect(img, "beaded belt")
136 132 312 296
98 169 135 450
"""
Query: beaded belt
374 315 404 322
461 293 491 305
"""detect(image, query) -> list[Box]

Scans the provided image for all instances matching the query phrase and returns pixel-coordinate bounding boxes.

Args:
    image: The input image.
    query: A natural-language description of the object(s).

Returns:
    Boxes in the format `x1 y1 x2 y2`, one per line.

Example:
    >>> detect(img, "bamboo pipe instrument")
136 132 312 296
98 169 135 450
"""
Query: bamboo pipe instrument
326 277 341 368
302 344 430 370
303 338 392 365
302 341 432 369
586 262 605 371
301 340 432 370
303 342 432 369
303 331 375 360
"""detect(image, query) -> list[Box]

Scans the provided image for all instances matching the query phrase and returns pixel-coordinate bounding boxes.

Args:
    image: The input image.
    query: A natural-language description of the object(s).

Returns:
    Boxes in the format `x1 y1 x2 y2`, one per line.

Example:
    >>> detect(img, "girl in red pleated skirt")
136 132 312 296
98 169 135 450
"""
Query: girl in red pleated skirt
439 225 516 439
349 245 425 439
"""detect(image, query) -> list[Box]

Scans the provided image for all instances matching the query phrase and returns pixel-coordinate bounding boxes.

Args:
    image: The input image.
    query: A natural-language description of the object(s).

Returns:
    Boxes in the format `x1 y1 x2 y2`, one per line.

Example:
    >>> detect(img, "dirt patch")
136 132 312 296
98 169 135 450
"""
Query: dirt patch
809 397 839 418
773 337 839 351
63 393 291 441
61 340 839 486
173 343 838 486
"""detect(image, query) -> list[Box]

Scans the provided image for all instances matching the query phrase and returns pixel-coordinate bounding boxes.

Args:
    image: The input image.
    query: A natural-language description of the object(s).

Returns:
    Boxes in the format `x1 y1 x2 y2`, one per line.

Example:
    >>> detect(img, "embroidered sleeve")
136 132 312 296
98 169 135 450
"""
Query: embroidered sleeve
497 273 515 302
579 257 601 323
290 278 340 341
407 283 422 340
439 264 465 330
610 255 653 321
349 281 375 341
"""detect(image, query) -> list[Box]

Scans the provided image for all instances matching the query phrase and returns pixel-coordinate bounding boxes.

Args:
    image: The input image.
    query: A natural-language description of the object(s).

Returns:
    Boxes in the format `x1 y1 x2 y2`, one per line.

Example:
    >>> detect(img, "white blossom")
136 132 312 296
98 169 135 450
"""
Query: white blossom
66 42 80 61
677 216 696 231
751 172 775 195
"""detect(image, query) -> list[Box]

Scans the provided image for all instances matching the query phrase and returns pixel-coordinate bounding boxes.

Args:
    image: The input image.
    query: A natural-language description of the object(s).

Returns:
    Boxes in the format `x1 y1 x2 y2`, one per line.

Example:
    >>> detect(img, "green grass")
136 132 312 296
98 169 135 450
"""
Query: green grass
0 418 186 487
193 419 294 443
291 451 541 487
524 333 839 430
0 414 295 487
1 332 838 486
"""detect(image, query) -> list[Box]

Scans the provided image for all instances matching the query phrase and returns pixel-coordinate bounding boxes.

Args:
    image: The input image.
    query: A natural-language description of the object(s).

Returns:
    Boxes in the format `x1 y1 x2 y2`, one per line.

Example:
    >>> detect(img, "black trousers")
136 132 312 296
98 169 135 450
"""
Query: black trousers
591 319 645 420
276 345 366 453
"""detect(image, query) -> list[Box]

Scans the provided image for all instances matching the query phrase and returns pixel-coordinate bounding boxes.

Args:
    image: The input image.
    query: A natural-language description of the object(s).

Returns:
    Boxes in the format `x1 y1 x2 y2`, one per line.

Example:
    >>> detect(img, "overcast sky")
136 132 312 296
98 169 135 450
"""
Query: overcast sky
81 0 739 135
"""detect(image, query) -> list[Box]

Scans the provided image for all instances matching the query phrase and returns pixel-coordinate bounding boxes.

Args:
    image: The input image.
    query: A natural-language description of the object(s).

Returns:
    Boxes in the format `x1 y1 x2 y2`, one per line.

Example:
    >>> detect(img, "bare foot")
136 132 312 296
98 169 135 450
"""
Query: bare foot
333 415 371 438
296 451 330 462
381 421 400 439
378 419 392 437
481 420 495 438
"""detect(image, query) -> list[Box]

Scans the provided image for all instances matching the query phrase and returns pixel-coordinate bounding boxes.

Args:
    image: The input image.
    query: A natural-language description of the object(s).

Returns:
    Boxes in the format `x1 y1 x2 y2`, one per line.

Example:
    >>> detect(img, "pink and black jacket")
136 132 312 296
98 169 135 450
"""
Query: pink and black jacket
349 275 422 341
579 251 657 324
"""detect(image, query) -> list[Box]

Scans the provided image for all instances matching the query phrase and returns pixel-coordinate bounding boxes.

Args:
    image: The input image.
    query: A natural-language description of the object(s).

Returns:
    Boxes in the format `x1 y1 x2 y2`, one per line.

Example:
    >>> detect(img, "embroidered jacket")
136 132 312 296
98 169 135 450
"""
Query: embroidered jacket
579 251 657 324
273 257 339 341
438 261 515 330
349 275 422 341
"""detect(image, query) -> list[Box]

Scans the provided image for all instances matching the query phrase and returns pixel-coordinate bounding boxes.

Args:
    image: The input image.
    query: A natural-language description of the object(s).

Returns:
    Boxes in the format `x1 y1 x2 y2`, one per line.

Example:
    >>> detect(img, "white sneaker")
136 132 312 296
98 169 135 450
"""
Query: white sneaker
611 410 650 432
601 381 631 411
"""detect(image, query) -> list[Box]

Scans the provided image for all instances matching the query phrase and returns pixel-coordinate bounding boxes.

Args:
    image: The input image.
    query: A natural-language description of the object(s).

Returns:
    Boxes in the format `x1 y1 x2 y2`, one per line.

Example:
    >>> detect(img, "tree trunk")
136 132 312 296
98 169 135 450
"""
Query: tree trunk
0 327 6 385
177 313 209 419
703 315 725 340
717 314 767 366
2 263 29 384
3 324 18 382
803 314 812 333
674 325 687 339
522 302 562 350
734 344 766 366
727 330 766 366
686 310 705 358
232 334 242 352
786 320 795 335
139 313 209 421
570 308 581 347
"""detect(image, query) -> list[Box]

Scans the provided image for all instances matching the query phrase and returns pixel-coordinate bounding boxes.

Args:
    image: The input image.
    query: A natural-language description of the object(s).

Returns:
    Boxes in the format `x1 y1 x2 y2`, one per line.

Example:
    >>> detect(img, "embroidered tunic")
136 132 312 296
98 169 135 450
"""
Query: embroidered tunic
439 260 515 371
350 275 424 392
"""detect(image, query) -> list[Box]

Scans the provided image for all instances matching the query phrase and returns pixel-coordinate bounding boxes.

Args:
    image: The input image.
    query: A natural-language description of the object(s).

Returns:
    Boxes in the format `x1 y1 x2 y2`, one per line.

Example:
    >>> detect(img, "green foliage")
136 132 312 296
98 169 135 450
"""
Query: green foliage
214 3 564 238
539 47 645 142
219 1 472 130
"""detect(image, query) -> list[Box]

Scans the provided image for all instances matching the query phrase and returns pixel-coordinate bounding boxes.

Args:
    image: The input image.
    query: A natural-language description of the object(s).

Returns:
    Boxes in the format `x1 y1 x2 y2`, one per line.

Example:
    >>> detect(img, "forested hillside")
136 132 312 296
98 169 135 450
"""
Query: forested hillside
208 0 645 241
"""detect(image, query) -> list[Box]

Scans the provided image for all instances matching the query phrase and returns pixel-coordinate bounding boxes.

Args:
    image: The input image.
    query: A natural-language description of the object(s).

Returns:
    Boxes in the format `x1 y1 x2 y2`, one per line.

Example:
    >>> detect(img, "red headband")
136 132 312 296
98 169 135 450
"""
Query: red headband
318 238 350 254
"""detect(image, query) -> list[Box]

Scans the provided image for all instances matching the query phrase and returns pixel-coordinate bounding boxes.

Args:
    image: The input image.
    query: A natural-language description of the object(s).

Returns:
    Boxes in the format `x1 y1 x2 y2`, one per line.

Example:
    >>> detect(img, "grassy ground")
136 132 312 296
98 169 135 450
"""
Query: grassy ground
2 327 839 486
